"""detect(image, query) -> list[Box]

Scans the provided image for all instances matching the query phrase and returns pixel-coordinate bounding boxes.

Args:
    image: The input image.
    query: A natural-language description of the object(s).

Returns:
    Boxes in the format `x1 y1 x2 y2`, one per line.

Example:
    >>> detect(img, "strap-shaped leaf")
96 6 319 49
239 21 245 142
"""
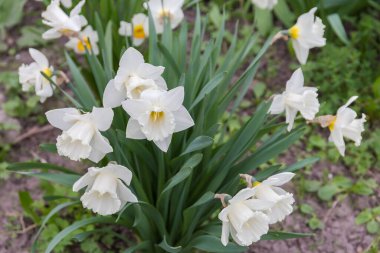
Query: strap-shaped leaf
180 136 214 156
283 157 319 173
158 236 182 253
7 162 78 174
189 235 246 253
123 241 152 253
16 172 79 186
327 13 350 45
261 231 313 240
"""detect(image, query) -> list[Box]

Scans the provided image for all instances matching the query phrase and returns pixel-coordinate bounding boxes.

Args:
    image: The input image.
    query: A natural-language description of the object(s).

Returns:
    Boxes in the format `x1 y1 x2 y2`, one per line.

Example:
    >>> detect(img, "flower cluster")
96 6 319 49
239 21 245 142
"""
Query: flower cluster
42 0 99 55
218 172 295 246
119 0 185 46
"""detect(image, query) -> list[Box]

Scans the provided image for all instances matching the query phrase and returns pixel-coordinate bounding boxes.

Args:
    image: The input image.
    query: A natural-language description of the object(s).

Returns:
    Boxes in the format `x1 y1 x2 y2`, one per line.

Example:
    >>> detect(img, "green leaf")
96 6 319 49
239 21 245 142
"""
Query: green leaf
39 143 57 153
190 235 246 253
355 209 373 225
366 220 379 234
162 154 203 194
273 0 296 27
19 191 40 223
17 172 79 187
158 236 182 253
261 231 313 240
255 8 273 36
327 14 350 45
180 136 214 156
123 241 151 253
317 184 340 201
283 157 319 173
17 26 47 48
308 216 324 230
304 180 322 193
7 162 77 174
300 204 314 215
45 217 115 253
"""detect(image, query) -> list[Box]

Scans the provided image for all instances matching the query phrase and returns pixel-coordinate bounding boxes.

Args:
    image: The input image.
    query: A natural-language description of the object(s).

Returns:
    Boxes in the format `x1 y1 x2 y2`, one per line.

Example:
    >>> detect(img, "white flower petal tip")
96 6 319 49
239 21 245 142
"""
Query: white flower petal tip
73 163 137 216
65 26 99 55
218 188 271 246
109 47 167 106
123 87 194 152
119 13 149 46
251 0 278 10
328 96 366 156
18 49 55 103
289 7 326 64
46 106 114 162
269 68 320 131
42 0 87 40
144 0 185 34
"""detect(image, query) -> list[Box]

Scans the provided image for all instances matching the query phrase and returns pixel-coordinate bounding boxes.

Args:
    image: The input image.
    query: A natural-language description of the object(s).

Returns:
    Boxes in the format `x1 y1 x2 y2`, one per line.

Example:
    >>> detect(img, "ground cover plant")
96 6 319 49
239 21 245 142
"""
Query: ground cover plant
0 0 378 252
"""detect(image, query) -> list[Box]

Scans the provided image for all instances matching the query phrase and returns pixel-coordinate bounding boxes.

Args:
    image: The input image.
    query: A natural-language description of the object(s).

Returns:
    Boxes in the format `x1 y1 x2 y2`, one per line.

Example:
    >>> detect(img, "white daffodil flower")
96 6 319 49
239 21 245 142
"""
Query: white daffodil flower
327 96 366 156
65 26 99 55
218 188 273 246
269 68 320 131
46 107 114 162
119 13 149 46
122 86 194 152
252 172 295 224
144 0 184 33
18 48 55 103
103 47 167 108
73 163 138 215
251 0 278 10
42 0 87 40
288 7 326 64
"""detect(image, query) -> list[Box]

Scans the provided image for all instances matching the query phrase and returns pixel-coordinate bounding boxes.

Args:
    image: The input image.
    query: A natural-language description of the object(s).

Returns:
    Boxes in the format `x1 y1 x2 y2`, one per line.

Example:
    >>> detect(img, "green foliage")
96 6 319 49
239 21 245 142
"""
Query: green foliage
0 0 26 51
356 207 380 234
299 204 324 230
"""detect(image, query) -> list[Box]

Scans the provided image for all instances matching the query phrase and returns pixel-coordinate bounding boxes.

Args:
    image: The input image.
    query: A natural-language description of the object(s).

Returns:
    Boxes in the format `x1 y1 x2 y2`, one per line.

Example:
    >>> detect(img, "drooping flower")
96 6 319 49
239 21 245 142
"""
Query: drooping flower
288 7 326 64
42 0 87 40
122 86 194 152
325 96 366 156
269 68 320 131
103 47 167 108
252 172 295 224
144 0 184 33
119 13 149 46
251 0 278 10
218 188 273 246
18 48 55 103
65 26 99 55
73 163 138 215
46 107 114 162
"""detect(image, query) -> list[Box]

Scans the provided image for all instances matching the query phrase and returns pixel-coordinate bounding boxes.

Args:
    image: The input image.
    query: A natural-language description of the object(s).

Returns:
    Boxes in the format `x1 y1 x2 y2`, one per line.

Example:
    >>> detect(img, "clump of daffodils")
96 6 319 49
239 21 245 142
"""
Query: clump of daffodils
217 172 295 246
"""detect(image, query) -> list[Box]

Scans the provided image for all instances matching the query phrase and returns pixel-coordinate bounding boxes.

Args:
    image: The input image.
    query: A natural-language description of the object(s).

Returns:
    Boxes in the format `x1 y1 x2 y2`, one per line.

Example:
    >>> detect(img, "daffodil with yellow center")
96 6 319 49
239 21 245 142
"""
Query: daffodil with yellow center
288 25 300 39
77 36 91 53
66 26 99 55
119 14 149 46
42 67 53 79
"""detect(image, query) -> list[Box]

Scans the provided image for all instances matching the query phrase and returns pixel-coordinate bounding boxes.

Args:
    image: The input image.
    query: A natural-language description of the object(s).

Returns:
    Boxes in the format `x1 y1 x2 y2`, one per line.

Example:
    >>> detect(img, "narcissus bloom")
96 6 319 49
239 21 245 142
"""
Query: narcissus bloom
46 107 114 162
269 68 320 131
73 163 138 215
218 188 273 246
252 172 295 224
327 96 366 156
18 48 55 103
103 47 167 108
119 13 149 46
288 7 326 64
122 86 194 152
65 26 99 55
251 0 278 10
42 0 87 40
144 0 184 33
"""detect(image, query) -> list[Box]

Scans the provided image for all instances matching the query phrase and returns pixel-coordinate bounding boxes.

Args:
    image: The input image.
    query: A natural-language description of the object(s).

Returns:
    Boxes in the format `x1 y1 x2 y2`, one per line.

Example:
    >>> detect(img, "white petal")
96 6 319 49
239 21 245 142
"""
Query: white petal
73 171 95 192
285 107 298 131
136 63 165 80
132 13 148 25
337 96 358 115
119 21 132 36
119 47 145 74
91 107 114 131
329 128 345 156
244 199 274 211
122 99 151 119
117 180 138 204
103 79 126 108
229 188 256 204
29 48 49 68
107 164 133 185
292 39 309 65
262 172 295 186
46 108 80 130
173 106 194 132
285 68 304 92
269 94 285 114
126 119 146 139
88 131 113 162
70 0 85 16
42 29 62 40
221 221 230 246
154 135 172 152
161 86 184 111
